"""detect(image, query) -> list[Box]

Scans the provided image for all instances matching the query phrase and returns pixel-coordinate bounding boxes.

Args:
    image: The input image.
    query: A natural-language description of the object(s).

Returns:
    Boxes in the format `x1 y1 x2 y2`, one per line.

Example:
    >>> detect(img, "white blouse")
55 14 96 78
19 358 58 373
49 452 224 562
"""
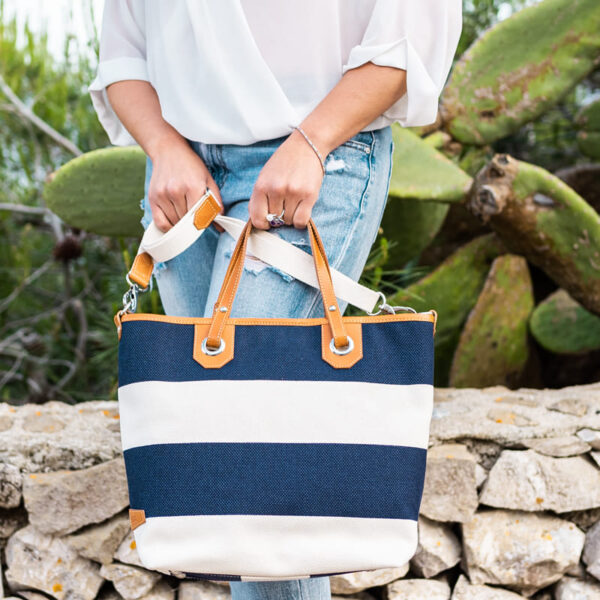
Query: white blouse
89 0 462 146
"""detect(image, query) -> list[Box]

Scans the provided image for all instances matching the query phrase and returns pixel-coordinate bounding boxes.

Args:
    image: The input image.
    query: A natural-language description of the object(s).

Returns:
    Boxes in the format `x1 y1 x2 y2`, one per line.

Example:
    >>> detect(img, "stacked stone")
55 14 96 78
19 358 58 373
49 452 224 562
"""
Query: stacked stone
1 382 600 599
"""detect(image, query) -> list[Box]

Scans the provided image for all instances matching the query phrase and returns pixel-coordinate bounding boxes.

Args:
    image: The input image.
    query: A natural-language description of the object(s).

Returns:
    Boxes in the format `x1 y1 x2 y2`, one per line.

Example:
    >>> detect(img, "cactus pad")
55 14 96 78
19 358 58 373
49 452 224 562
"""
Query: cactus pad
44 146 146 237
576 99 600 160
529 288 600 354
449 254 534 388
468 154 600 315
442 0 600 145
388 124 472 203
389 233 505 386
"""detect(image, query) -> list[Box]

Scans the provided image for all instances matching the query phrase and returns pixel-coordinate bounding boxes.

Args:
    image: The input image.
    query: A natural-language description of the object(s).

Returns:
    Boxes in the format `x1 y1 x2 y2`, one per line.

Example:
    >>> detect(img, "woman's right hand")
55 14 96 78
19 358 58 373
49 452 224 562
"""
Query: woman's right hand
105 80 224 232
148 140 224 233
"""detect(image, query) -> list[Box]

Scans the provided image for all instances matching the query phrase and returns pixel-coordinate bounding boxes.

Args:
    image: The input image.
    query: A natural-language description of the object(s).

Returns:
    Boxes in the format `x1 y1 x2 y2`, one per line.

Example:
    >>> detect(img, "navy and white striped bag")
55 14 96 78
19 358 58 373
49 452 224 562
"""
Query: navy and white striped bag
115 191 437 581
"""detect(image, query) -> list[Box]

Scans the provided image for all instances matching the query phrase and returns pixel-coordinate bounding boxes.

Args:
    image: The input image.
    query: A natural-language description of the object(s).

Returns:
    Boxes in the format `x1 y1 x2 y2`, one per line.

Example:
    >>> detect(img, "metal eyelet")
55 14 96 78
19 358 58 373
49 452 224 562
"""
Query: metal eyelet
330 335 354 356
201 337 226 356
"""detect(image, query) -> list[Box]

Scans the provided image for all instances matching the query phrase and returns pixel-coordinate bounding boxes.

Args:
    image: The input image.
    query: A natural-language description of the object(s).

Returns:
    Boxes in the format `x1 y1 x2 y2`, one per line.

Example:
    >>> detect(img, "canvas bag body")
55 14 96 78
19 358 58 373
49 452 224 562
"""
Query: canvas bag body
115 194 437 582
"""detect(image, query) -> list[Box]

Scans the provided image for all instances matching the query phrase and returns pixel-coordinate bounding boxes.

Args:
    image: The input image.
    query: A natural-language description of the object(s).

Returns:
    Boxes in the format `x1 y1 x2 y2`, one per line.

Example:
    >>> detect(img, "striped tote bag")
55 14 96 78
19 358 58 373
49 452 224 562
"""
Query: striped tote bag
115 194 437 581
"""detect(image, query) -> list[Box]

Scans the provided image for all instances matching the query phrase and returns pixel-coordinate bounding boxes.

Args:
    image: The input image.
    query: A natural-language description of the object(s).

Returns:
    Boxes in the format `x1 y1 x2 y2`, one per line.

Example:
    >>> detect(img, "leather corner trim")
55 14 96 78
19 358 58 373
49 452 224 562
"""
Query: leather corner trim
193 194 221 230
193 323 235 368
129 508 146 530
321 322 363 368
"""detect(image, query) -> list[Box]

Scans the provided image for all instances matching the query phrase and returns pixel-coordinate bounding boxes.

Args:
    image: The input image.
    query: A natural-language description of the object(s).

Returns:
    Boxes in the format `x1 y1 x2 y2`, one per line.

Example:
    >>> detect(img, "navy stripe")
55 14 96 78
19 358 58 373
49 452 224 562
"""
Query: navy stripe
124 442 427 521
180 570 353 581
183 572 242 581
118 320 434 386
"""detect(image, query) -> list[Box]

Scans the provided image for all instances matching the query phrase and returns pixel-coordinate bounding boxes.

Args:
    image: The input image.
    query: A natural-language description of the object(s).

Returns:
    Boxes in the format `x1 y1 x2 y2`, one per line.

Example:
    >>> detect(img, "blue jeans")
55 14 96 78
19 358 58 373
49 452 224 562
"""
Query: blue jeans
139 126 394 599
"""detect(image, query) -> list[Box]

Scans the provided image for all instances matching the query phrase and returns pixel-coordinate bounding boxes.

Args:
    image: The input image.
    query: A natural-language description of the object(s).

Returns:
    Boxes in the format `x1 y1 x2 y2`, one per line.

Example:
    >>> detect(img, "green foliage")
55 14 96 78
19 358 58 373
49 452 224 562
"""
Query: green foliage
0 4 152 403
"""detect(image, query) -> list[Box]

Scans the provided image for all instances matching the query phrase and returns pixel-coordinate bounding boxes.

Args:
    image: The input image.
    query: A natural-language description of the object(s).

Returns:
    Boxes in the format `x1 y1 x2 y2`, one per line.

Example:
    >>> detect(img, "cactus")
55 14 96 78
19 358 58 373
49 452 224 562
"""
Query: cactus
44 146 146 237
449 254 534 388
529 289 600 354
389 233 505 386
379 124 473 267
441 0 600 145
468 154 600 315
388 124 472 203
380 200 449 268
576 99 600 160
555 163 600 213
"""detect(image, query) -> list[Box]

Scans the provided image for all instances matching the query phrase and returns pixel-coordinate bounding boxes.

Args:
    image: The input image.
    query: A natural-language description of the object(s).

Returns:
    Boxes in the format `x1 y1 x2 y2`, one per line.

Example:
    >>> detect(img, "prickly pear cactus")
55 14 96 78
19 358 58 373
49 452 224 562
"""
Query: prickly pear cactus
388 124 472 203
449 254 534 388
381 124 472 267
389 233 505 386
441 0 600 145
44 146 146 238
468 154 600 315
576 98 600 160
529 288 600 354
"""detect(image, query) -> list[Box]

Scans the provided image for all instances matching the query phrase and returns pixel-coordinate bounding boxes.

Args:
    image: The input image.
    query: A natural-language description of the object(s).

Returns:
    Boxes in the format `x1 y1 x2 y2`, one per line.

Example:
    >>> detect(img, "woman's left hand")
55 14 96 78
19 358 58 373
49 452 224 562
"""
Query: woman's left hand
248 130 326 229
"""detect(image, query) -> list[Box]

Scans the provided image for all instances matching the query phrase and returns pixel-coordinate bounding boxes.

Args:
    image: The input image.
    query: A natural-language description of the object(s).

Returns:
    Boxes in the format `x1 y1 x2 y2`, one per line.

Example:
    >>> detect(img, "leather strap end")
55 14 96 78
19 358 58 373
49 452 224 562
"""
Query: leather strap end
128 252 154 289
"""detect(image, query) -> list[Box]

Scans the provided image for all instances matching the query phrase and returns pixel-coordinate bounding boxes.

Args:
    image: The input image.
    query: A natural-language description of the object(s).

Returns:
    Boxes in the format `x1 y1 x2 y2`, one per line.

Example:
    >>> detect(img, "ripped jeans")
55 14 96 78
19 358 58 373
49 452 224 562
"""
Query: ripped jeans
139 126 394 596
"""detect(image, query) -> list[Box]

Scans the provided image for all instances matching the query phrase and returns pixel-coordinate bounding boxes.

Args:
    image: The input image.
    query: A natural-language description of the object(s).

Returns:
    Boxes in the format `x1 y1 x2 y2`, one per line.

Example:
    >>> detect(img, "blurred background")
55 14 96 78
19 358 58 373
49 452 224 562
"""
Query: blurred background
1 0 599 404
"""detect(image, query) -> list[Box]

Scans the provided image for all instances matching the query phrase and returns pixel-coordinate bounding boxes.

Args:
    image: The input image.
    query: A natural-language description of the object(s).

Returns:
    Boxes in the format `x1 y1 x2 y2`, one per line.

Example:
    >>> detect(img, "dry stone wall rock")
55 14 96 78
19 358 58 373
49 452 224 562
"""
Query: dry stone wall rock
461 509 585 595
479 449 600 512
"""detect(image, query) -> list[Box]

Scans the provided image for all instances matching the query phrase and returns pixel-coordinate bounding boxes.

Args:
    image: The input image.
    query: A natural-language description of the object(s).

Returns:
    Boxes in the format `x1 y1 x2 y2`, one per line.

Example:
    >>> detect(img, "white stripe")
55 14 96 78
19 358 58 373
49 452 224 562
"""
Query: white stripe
133 514 417 578
118 380 433 451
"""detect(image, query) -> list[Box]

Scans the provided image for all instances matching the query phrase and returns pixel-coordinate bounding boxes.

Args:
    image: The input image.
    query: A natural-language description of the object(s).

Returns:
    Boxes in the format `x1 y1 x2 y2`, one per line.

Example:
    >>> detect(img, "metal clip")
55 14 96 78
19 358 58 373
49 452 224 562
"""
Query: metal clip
114 275 151 337
366 292 417 316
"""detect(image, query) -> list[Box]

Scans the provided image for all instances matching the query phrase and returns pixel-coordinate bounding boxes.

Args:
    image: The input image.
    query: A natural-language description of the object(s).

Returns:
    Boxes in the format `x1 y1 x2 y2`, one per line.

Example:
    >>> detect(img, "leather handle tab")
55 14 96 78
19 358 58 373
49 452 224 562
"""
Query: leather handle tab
205 218 350 351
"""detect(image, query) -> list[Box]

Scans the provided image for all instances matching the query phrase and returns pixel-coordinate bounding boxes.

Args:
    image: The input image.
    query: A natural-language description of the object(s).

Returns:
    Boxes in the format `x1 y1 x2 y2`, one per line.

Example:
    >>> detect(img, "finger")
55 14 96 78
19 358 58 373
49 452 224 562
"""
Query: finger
156 195 180 228
152 203 175 233
267 191 284 221
249 185 270 230
282 197 299 226
166 182 187 223
292 200 313 229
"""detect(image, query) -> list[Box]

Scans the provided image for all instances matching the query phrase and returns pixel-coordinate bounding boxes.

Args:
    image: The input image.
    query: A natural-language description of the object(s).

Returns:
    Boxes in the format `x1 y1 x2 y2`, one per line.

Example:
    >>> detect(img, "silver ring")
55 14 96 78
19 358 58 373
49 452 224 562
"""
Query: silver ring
266 210 285 228
201 337 226 356
329 335 354 356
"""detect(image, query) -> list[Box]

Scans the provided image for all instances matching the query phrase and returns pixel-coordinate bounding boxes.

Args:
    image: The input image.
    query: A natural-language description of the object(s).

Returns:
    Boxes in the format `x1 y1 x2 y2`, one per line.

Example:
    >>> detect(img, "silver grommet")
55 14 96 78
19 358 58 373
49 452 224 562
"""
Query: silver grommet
201 337 226 356
329 335 354 356
219 306 227 313
328 305 337 312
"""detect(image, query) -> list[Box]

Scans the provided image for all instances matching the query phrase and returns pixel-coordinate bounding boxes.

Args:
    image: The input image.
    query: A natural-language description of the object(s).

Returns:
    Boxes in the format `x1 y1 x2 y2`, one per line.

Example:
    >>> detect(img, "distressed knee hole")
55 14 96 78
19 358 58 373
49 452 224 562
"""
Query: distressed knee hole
222 237 312 283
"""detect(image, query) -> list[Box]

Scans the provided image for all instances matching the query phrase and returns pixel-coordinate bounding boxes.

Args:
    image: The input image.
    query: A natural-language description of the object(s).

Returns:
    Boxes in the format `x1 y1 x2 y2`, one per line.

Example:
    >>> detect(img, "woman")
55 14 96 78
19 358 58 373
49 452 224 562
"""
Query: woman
90 1 462 598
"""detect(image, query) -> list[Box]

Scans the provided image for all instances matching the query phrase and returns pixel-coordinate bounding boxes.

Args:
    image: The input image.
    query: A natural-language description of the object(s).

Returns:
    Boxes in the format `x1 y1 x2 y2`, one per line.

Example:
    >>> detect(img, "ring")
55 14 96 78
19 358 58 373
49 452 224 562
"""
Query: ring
266 210 285 228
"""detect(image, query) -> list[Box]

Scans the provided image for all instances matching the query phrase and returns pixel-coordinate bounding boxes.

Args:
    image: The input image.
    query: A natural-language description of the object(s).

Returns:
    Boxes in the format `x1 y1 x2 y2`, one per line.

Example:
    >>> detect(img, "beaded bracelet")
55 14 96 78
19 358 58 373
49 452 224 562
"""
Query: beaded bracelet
293 125 326 175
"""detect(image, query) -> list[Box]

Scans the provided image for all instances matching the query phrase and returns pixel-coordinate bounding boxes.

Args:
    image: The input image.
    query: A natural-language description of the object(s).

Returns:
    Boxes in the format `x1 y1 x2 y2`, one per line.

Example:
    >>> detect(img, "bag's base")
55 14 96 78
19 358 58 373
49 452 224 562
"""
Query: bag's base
166 568 355 582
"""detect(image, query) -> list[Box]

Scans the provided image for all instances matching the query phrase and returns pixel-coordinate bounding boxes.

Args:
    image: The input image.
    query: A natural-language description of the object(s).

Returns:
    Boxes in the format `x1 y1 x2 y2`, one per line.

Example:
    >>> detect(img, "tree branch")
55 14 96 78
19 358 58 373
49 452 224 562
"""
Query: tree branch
0 73 82 156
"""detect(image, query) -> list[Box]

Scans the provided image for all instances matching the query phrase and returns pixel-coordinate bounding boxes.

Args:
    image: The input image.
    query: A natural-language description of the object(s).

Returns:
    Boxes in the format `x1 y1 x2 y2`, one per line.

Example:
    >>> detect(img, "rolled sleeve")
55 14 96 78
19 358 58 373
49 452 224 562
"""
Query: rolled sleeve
342 0 462 127
88 0 148 146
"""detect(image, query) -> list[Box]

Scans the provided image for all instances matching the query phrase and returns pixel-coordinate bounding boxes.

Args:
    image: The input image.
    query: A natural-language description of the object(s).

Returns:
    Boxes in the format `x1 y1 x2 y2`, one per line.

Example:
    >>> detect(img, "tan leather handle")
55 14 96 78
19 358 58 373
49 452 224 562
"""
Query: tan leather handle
205 218 350 351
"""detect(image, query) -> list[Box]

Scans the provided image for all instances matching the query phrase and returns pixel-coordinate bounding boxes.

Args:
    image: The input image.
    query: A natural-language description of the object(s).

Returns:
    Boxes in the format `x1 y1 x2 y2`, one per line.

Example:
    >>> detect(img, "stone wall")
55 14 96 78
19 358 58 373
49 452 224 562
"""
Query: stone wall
1 382 600 600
